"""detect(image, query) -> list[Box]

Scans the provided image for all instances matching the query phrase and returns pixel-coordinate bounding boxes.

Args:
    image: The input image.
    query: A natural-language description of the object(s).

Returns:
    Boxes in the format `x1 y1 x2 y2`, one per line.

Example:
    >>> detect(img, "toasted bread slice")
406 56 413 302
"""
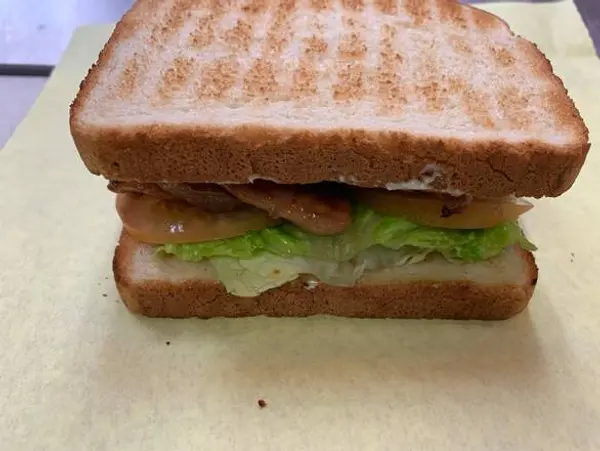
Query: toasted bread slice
113 231 538 320
71 0 589 198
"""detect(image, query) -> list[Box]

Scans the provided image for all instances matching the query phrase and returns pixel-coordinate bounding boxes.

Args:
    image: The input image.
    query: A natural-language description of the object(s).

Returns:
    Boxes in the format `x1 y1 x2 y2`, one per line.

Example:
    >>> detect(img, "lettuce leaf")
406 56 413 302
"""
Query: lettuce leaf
159 205 535 263
210 246 432 297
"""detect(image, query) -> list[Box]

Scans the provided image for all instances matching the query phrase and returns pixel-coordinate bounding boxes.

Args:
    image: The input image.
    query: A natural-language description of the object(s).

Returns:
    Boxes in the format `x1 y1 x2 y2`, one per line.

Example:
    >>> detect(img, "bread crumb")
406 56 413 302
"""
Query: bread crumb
257 399 267 408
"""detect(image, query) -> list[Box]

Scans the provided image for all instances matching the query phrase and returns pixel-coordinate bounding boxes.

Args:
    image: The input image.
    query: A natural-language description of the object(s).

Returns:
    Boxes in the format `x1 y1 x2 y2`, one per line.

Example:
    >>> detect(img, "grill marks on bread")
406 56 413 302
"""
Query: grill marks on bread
196 58 240 99
102 0 582 138
242 0 297 101
264 0 297 54
338 30 366 59
334 14 367 102
498 86 532 129
437 0 467 29
377 24 406 114
450 78 495 129
243 60 279 100
189 16 215 49
158 57 196 99
117 0 527 114
492 47 515 67
309 0 331 10
374 0 396 15
224 19 253 52
341 0 364 12
187 0 234 49
403 0 432 26
291 35 327 99
117 57 144 99
150 0 192 45
333 0 370 103
418 51 447 114
446 6 496 130
242 0 269 15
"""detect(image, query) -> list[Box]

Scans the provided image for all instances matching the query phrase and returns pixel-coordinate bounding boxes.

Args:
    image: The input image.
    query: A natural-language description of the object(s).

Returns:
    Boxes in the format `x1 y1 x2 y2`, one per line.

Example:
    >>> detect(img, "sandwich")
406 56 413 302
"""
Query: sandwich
69 0 590 319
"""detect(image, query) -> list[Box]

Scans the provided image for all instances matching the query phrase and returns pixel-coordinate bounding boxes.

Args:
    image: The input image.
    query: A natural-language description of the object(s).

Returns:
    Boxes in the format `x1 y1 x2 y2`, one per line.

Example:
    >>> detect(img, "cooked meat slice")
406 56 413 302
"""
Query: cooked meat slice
223 181 352 235
158 183 245 213
108 181 244 212
109 180 353 233
108 181 172 200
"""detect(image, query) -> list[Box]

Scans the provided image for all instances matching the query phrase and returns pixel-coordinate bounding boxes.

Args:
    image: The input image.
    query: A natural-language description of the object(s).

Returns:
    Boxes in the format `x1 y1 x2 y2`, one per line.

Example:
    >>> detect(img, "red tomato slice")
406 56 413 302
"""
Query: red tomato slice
356 189 532 229
116 193 281 244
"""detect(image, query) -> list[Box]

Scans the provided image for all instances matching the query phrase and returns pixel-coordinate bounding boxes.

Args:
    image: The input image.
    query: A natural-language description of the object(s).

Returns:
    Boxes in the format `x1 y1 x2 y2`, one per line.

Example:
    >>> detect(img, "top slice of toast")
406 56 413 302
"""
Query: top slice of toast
70 0 590 198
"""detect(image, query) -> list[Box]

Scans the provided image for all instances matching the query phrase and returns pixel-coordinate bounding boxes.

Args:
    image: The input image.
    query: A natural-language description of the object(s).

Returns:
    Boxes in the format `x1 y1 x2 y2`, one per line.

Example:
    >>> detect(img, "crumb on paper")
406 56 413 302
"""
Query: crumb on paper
102 293 107 298
166 341 171 346
257 399 267 409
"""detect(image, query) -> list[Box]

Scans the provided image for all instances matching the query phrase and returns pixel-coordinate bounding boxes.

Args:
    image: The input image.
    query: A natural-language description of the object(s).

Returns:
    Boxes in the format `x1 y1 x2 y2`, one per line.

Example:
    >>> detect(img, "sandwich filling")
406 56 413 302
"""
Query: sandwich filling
111 181 535 297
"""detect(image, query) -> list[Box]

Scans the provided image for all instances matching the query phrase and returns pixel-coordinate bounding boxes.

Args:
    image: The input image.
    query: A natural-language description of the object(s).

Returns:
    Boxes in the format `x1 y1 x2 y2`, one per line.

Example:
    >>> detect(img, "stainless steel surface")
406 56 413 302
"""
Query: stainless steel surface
0 0 133 66
0 0 598 67
0 76 46 149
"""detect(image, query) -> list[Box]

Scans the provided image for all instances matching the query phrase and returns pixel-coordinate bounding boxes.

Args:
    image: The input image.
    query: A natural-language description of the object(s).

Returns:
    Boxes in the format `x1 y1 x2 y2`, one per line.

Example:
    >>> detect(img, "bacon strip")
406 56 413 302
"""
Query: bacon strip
223 181 352 235
108 181 244 213
109 180 353 235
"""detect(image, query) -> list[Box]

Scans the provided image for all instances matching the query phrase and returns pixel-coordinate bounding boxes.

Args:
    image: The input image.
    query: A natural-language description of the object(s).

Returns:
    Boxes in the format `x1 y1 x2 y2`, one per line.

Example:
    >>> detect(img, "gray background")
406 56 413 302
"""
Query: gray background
0 0 598 147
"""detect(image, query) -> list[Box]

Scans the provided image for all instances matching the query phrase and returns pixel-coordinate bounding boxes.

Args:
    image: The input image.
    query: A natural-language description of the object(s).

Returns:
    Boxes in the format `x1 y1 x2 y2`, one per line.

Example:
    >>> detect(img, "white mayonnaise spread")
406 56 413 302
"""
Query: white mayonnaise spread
244 164 464 196
247 175 282 183
385 164 465 196
303 279 320 290
338 175 358 184
384 180 466 196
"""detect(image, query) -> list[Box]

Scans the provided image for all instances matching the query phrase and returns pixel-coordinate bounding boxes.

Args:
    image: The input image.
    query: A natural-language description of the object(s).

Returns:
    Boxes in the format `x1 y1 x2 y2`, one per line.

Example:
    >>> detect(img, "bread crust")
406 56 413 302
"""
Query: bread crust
70 0 590 198
72 122 589 198
113 231 538 320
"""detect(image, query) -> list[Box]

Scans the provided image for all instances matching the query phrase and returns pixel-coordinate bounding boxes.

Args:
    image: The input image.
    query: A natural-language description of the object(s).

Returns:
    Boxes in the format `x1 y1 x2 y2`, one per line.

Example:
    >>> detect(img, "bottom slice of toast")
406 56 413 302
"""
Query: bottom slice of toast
113 230 538 320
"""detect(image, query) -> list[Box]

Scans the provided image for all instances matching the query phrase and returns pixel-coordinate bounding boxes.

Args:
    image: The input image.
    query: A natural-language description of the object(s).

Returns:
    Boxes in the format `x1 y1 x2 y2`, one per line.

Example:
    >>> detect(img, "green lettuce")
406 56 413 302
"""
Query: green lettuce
210 246 432 297
159 205 535 263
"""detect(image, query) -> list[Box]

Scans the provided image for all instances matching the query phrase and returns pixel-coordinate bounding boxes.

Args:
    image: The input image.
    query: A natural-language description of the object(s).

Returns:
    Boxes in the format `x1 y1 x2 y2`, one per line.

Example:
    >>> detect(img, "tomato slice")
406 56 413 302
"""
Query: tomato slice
356 189 533 229
116 193 281 244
